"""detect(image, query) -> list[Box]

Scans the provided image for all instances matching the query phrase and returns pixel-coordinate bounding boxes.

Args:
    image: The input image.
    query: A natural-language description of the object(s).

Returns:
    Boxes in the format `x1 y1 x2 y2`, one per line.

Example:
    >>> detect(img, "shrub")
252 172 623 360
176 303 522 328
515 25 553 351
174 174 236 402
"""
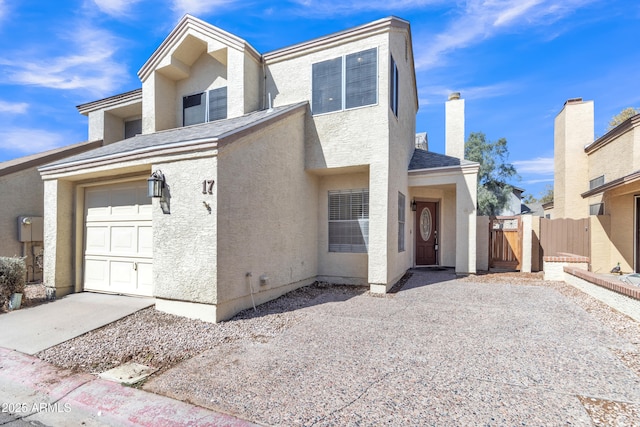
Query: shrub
0 257 26 301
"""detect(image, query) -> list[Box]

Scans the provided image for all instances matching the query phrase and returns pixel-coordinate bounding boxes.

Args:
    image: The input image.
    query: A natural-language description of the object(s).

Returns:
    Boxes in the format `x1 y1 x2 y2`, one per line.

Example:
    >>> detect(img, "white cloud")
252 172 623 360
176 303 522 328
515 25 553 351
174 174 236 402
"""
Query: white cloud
414 0 596 70
290 0 442 15
522 178 554 185
93 0 142 17
0 0 6 22
0 27 127 97
0 101 28 114
171 0 236 17
419 82 517 106
513 157 554 174
0 128 66 154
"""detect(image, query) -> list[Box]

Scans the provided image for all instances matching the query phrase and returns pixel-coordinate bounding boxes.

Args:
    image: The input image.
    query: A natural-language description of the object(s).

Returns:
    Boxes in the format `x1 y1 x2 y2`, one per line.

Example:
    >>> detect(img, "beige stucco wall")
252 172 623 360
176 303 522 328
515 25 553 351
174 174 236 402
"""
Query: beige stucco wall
42 179 74 296
215 109 318 320
0 167 45 282
152 155 218 305
554 100 592 219
456 171 477 274
0 168 44 257
601 187 637 273
266 33 390 170
385 29 418 286
317 172 369 283
588 130 635 184
531 215 541 272
590 214 611 274
476 216 490 271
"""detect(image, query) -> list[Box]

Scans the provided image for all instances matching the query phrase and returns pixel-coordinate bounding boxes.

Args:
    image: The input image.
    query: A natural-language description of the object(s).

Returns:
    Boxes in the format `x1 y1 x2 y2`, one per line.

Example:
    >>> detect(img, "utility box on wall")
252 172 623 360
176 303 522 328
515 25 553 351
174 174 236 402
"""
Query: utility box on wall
18 216 44 242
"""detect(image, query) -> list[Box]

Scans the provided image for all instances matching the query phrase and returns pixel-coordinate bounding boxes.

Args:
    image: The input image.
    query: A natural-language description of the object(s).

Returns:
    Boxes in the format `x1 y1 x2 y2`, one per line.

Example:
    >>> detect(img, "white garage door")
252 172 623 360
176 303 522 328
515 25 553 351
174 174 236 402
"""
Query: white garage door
84 181 153 297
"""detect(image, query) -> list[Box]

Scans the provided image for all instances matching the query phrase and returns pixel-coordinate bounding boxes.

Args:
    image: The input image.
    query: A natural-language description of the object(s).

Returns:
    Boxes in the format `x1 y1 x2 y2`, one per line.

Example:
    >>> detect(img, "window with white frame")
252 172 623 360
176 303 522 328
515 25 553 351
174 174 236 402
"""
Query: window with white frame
312 48 378 115
390 55 399 117
328 189 369 253
183 87 227 126
398 192 405 252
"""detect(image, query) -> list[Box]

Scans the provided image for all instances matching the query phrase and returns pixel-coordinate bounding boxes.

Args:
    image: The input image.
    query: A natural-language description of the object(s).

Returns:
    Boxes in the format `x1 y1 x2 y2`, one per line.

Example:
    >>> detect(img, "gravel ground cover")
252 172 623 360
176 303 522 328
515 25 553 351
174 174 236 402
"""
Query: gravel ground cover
36 272 640 425
37 283 364 374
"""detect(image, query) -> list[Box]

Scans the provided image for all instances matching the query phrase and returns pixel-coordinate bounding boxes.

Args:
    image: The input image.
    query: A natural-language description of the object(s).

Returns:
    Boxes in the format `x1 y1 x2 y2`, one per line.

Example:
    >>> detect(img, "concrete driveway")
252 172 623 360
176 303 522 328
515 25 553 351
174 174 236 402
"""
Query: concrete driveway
145 270 640 426
0 292 154 354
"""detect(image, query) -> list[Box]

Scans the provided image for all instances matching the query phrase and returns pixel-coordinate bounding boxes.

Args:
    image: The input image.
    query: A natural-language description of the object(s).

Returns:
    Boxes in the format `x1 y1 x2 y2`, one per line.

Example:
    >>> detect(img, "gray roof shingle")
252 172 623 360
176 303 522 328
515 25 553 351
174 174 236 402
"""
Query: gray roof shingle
44 102 307 168
408 148 476 170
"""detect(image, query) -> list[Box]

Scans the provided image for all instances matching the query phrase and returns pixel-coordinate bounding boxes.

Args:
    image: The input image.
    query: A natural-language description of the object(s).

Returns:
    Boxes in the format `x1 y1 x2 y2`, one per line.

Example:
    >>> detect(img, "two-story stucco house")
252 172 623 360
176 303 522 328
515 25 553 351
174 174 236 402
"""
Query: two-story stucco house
39 15 479 322
551 98 640 274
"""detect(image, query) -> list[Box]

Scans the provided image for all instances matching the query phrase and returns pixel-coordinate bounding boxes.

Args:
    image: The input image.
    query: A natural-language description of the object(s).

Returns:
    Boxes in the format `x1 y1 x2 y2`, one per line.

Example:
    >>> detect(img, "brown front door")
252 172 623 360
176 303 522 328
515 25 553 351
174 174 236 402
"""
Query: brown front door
415 202 438 265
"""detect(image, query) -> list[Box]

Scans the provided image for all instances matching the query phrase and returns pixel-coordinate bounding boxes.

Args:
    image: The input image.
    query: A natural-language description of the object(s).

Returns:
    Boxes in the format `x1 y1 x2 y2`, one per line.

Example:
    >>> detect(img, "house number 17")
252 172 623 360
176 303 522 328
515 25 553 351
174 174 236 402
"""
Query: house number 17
202 180 215 194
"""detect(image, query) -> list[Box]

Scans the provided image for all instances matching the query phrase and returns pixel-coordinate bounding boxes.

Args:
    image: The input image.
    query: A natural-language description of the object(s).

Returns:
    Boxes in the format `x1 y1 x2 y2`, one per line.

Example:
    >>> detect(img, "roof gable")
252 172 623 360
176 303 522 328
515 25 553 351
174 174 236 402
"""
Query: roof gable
138 14 261 82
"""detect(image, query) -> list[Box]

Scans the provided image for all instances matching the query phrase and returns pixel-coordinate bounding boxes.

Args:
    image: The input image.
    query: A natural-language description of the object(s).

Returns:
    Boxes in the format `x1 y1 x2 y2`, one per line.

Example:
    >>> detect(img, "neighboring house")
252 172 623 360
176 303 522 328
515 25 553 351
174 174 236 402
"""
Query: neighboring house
495 185 524 216
39 15 479 322
0 141 104 283
552 97 640 273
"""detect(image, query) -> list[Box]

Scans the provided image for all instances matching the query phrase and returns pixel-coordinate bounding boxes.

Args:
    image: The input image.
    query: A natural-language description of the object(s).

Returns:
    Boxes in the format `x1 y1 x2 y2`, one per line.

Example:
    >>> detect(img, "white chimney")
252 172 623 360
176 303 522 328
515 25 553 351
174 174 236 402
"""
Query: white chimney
445 92 465 159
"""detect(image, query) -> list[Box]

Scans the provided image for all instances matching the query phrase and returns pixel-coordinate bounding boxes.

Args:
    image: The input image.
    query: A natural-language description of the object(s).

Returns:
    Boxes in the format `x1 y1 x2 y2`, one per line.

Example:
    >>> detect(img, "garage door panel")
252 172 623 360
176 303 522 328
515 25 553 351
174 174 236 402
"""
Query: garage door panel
86 189 111 217
138 226 153 255
84 181 153 297
85 259 108 287
111 226 136 254
110 261 135 288
86 226 109 253
136 263 153 296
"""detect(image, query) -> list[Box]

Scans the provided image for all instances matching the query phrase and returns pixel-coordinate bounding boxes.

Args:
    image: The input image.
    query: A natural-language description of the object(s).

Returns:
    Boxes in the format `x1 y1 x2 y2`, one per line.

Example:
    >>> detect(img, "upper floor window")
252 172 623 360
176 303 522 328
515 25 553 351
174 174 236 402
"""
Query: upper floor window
589 175 605 190
124 119 142 139
183 87 227 126
390 55 399 117
312 48 377 115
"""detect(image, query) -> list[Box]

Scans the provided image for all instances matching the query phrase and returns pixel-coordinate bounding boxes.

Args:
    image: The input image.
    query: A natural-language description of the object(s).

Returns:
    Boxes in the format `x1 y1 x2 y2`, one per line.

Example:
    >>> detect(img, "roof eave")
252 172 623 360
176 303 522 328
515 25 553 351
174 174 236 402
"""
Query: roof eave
581 169 640 198
409 162 479 175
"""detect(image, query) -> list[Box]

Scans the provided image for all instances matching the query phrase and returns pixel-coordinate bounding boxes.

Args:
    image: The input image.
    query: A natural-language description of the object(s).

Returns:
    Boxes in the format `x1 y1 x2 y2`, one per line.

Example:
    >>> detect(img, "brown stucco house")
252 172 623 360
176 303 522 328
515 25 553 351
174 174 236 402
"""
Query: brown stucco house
38 15 479 322
551 98 640 274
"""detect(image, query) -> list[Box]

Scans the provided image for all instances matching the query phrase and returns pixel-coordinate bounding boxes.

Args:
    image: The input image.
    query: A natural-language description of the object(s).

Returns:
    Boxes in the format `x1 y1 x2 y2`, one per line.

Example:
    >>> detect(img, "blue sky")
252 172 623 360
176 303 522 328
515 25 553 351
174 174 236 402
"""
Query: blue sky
0 0 638 199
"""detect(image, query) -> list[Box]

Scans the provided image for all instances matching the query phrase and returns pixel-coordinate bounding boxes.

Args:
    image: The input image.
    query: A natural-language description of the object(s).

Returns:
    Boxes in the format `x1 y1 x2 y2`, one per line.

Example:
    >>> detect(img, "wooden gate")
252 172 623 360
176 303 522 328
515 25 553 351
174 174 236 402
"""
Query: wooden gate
489 216 522 271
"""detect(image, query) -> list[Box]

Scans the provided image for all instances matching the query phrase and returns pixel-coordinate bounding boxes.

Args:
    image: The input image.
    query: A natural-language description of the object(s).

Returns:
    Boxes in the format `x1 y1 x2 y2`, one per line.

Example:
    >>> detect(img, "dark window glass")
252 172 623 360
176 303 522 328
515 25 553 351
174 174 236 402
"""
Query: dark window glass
124 119 142 139
183 93 206 126
345 48 377 109
208 87 227 122
312 57 343 114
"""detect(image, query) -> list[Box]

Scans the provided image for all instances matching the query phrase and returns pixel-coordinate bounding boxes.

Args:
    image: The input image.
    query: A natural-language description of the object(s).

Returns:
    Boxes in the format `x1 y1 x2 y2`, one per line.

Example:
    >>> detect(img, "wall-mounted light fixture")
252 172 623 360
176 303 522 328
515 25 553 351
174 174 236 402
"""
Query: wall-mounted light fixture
411 200 417 211
147 170 165 198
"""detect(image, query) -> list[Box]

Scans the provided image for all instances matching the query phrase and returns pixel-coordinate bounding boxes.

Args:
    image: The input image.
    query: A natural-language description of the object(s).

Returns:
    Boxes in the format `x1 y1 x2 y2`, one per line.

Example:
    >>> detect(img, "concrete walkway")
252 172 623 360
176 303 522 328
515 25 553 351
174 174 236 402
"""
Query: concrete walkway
0 293 154 354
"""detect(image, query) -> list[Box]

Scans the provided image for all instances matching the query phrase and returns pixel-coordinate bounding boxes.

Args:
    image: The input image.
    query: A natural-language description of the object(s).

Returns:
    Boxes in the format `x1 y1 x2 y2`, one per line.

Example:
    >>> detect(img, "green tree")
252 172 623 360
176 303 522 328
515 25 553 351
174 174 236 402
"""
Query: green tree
465 132 518 216
538 184 554 204
607 107 640 131
523 184 554 204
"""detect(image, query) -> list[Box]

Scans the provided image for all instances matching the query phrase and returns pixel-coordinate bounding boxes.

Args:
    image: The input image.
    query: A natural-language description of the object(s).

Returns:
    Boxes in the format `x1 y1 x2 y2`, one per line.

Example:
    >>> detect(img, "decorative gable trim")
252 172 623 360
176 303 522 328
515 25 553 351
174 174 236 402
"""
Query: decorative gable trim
138 14 261 82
